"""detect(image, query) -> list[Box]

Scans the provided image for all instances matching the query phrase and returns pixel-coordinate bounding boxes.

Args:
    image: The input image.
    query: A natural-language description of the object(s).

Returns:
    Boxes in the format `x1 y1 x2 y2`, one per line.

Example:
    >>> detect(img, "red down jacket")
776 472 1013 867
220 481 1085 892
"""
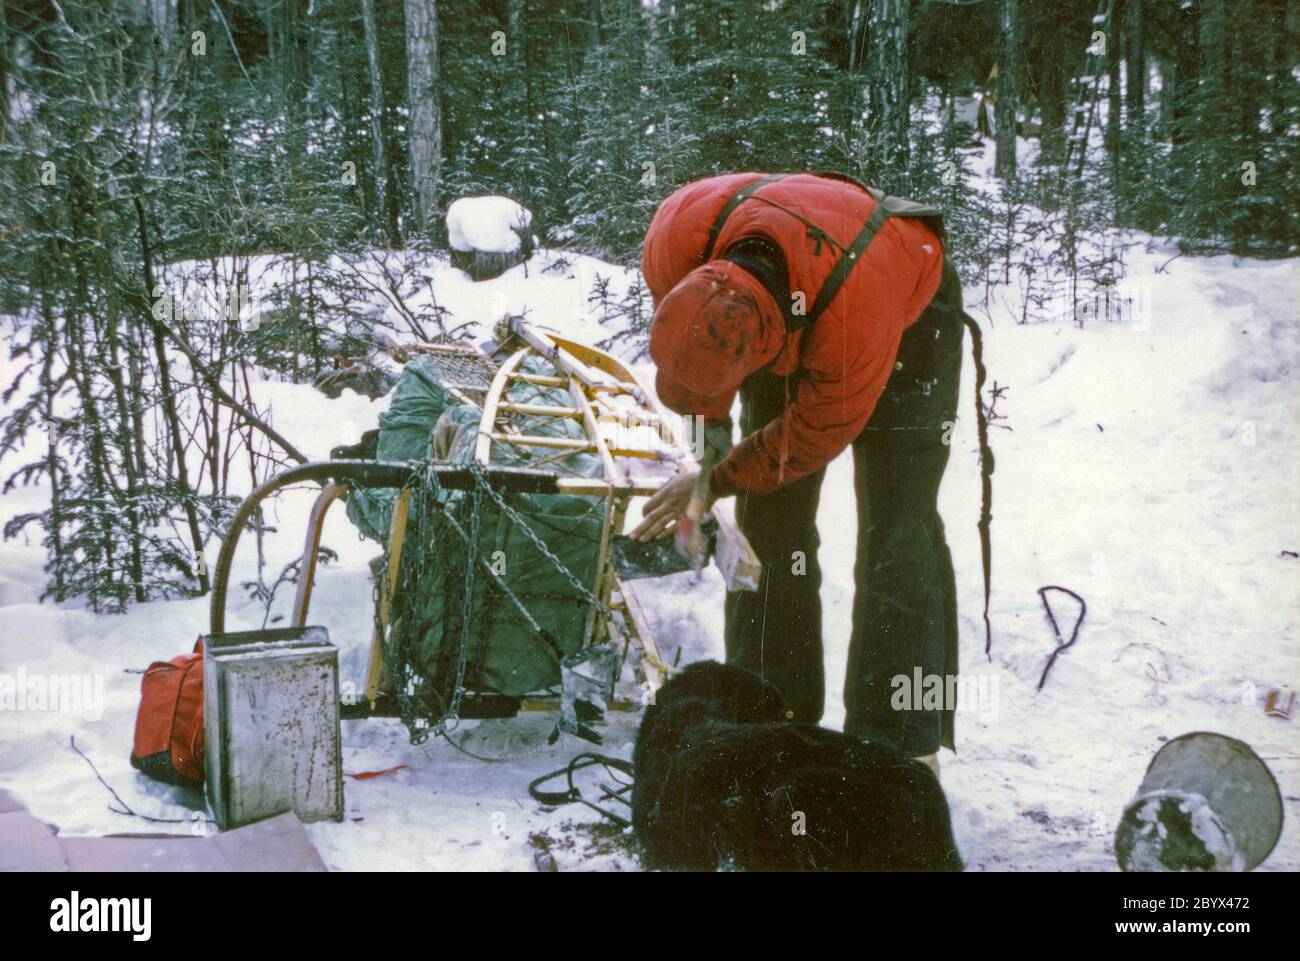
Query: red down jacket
642 172 944 497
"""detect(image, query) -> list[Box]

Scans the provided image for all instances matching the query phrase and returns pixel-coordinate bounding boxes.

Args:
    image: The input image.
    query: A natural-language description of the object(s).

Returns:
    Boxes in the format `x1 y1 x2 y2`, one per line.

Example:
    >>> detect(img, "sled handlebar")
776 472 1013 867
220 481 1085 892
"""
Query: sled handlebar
208 459 570 635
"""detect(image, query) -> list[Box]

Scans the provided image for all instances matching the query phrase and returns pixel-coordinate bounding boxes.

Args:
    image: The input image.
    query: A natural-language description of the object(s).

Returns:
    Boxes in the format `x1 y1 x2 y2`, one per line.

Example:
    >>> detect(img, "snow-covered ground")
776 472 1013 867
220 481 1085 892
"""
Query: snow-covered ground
1 201 1296 872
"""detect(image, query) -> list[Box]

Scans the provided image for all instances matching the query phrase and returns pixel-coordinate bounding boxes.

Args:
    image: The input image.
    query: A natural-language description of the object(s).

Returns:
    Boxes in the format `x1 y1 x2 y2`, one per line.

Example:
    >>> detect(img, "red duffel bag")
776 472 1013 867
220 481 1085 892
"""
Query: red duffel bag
130 638 205 788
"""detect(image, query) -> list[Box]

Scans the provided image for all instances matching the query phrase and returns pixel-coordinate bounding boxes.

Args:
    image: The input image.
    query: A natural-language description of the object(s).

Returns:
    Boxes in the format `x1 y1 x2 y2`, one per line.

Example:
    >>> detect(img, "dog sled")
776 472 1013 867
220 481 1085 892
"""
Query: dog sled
207 317 760 750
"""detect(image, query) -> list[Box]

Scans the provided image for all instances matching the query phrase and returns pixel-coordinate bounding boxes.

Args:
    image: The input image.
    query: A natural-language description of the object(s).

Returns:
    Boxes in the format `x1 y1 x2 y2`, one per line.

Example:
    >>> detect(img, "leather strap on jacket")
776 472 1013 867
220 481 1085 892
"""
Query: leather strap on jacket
799 201 892 332
700 172 897 333
702 173 790 262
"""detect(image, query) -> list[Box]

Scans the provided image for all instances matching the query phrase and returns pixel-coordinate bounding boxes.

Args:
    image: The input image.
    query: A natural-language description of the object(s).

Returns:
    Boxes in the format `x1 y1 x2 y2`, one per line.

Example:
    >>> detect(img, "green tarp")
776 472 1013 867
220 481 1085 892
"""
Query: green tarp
346 355 605 702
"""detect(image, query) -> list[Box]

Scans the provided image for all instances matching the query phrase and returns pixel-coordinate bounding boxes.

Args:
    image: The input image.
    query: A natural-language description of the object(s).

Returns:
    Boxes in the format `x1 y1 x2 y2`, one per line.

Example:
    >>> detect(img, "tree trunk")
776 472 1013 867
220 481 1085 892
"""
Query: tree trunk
134 198 211 595
1199 0 1229 92
405 0 443 234
361 0 397 245
507 0 532 213
65 283 122 610
1268 0 1297 135
1037 53 1066 166
1125 0 1145 127
1106 0 1123 181
994 0 1020 178
1170 1 1199 145
1224 0 1259 141
864 0 911 177
0 0 9 146
38 291 66 602
833 0 865 146
508 0 530 113
846 0 864 73
282 0 309 108
74 148 147 605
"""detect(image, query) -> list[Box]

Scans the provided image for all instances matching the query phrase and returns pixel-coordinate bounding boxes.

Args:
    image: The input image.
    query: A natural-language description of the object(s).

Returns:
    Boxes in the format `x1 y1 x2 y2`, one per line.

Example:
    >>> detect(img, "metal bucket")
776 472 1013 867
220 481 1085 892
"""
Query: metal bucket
203 626 343 830
1115 732 1283 872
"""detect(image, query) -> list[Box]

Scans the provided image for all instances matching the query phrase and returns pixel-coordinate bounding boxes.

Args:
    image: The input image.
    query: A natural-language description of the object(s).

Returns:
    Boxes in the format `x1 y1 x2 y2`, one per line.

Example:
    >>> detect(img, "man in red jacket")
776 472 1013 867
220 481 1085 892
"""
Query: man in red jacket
631 172 967 768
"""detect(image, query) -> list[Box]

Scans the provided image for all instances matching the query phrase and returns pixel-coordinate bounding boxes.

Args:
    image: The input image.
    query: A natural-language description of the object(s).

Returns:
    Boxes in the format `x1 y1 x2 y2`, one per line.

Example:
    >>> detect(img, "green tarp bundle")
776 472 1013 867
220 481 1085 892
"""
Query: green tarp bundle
346 355 605 711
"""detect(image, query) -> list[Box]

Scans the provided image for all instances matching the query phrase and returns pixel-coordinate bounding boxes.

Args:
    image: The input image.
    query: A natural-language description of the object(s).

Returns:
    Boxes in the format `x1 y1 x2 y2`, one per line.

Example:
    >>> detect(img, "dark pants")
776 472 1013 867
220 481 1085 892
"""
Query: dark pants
724 262 965 755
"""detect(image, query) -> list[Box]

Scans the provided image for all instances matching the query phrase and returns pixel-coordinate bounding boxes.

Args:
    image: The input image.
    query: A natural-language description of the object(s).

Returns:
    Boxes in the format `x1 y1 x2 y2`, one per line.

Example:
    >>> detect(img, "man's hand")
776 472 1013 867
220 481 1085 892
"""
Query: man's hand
630 469 703 542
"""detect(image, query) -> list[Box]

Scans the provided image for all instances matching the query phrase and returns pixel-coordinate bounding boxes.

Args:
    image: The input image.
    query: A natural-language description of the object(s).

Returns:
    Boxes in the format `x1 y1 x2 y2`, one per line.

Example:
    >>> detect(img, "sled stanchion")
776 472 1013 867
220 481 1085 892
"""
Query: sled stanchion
712 511 763 593
614 575 671 693
569 375 624 485
571 374 627 645
211 462 366 635
365 487 412 709
292 481 349 627
508 322 631 402
210 459 571 635
475 346 531 466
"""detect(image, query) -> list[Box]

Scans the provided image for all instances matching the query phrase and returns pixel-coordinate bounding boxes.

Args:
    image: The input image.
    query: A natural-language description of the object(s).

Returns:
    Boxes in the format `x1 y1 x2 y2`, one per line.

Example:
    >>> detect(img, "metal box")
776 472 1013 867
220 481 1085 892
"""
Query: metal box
203 626 343 830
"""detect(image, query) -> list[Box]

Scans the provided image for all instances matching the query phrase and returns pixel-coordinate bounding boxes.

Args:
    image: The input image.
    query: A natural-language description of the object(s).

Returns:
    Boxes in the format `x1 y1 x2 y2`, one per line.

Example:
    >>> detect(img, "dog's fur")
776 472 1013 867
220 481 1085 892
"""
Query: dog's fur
632 661 963 871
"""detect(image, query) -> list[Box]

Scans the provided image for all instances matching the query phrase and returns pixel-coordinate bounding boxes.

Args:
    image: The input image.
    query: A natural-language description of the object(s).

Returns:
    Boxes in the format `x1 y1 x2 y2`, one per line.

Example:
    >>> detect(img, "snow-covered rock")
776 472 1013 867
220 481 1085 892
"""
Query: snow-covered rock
446 196 533 254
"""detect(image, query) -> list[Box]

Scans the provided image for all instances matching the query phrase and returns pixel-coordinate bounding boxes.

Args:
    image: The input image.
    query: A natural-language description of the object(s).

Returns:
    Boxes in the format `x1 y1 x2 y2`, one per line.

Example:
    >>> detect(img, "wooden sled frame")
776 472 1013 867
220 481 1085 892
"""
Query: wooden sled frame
209 322 760 723
208 460 669 715
495 320 760 593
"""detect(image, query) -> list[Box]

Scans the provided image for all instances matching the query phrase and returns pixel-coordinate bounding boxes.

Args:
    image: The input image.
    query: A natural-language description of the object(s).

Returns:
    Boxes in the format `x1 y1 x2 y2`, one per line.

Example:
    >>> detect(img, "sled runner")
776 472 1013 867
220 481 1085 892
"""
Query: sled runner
207 318 760 749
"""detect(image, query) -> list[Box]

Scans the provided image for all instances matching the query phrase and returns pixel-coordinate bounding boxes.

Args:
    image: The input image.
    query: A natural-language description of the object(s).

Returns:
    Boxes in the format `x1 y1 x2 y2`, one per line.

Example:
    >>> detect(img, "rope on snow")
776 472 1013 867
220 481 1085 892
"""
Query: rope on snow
1036 586 1086 690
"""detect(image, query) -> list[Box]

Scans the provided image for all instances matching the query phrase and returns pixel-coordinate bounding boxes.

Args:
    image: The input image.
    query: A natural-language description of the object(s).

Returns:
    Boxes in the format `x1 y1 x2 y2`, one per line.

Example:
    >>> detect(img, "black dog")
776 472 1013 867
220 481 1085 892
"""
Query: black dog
631 661 963 871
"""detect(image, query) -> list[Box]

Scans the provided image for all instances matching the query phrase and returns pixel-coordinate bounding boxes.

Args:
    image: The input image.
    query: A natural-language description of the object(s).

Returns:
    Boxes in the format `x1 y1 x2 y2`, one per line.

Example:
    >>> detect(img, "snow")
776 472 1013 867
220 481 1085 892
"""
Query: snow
1 168 1297 872
445 195 533 254
1123 793 1243 872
